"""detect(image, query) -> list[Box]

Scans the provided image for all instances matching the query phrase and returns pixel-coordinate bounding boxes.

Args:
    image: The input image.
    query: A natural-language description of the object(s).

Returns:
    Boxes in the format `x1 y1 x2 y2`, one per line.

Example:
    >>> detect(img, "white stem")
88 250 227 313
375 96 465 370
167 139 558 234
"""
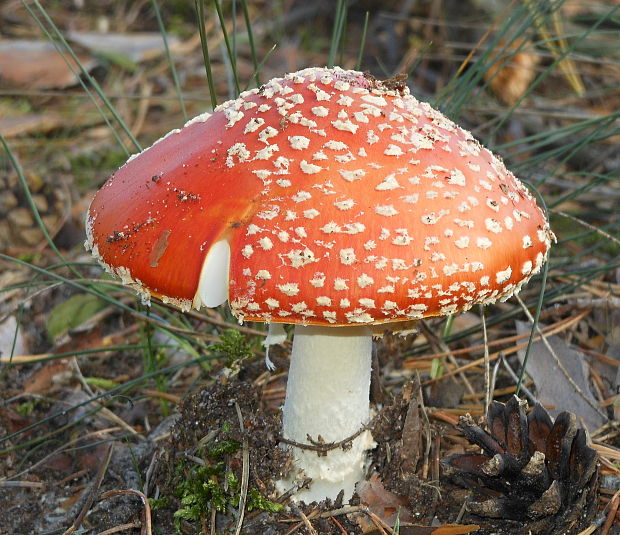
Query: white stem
279 324 375 503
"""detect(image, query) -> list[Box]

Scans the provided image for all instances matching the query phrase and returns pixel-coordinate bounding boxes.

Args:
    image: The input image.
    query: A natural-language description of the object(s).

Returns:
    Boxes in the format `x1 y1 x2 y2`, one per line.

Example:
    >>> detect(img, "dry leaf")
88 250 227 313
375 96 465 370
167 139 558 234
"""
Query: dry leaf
427 526 480 535
483 39 539 105
0 315 28 360
0 40 96 89
41 452 73 472
516 321 606 431
23 360 72 393
0 406 32 434
0 113 65 138
67 31 180 63
60 489 85 511
357 474 414 531
363 523 480 535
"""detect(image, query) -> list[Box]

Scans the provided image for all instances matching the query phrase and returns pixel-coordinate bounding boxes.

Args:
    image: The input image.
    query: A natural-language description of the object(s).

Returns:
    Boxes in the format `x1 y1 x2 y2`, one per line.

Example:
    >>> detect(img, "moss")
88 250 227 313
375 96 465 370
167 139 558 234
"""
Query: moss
171 425 282 534
210 329 255 368
16 399 37 416
207 438 241 459
246 489 284 513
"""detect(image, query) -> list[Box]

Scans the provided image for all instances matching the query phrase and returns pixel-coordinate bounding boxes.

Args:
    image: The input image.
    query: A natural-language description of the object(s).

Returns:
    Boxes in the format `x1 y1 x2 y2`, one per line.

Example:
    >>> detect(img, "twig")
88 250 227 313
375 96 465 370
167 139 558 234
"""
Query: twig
499 353 538 405
418 373 433 481
282 522 304 535
141 389 182 404
514 295 607 420
552 210 620 247
330 515 348 535
364 508 394 535
490 357 501 404
275 505 365 523
234 401 250 535
95 522 141 535
479 306 491 414
1 427 121 482
455 497 469 523
64 444 114 535
70 357 144 439
209 507 216 535
271 478 312 506
591 421 620 439
0 480 45 489
426 407 459 426
592 442 620 462
279 422 371 455
289 504 318 535
99 489 152 535
418 321 476 395
405 310 589 364
600 489 620 535
315 505 365 519
422 310 590 384
143 449 160 496
400 377 422 473
574 523 601 535
569 297 620 310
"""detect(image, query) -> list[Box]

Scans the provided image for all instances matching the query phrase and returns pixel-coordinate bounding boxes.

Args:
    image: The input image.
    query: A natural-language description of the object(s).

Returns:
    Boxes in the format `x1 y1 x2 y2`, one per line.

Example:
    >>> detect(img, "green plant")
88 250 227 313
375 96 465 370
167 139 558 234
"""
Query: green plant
210 329 255 368
172 430 282 534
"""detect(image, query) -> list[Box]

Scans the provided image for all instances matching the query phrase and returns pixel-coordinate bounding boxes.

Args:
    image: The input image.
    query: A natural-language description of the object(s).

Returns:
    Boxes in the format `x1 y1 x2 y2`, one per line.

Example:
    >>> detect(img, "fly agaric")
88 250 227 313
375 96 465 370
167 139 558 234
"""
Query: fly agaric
86 67 553 503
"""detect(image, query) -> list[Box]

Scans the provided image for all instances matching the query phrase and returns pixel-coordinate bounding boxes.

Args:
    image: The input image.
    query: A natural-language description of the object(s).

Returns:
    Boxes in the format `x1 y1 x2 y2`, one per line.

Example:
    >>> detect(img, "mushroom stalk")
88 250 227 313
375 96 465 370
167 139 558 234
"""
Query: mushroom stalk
280 324 375 503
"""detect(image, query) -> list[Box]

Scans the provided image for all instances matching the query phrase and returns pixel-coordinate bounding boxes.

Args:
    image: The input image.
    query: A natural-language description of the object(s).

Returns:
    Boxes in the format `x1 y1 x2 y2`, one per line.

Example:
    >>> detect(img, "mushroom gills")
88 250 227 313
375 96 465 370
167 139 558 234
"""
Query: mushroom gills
193 239 231 308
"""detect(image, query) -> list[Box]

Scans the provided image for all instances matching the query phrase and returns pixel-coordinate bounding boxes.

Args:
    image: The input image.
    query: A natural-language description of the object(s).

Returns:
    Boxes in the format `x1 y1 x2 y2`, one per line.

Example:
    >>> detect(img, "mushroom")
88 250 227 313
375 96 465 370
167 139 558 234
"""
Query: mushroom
86 67 553 503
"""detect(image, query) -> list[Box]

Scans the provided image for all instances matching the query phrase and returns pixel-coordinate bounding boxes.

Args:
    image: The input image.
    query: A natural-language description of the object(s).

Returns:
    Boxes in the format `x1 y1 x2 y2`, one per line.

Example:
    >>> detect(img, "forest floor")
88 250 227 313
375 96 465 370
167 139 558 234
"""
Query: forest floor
1 1 619 534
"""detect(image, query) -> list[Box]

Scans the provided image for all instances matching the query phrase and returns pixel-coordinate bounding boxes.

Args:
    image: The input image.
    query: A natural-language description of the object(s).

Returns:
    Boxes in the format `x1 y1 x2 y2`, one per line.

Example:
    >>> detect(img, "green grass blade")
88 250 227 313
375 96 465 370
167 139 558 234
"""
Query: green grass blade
151 0 187 121
19 1 131 155
241 0 261 87
243 43 277 92
515 186 550 394
195 0 218 109
338 3 349 68
214 0 241 96
1 345 172 366
328 0 347 68
25 0 142 153
1 136 81 279
355 11 370 70
488 4 620 139
436 3 534 115
0 253 148 324
549 173 618 209
232 0 238 73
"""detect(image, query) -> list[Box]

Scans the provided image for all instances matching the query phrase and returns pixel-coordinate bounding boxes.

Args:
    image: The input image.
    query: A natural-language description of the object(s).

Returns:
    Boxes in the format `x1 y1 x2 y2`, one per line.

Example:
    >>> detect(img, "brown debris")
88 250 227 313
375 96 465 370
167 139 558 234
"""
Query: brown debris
0 40 96 89
483 39 540 105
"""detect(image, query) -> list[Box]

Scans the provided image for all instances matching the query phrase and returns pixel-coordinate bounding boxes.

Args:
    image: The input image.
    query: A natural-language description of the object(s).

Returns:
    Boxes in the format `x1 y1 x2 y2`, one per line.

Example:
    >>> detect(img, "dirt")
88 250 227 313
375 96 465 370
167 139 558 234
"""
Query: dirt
0 312 612 535
1 348 614 535
0 360 444 534
0 372 438 535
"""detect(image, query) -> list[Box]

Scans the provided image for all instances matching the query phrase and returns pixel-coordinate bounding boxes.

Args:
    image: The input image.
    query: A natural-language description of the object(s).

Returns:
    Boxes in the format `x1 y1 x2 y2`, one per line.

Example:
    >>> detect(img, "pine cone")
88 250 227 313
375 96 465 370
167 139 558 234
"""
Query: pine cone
442 396 599 535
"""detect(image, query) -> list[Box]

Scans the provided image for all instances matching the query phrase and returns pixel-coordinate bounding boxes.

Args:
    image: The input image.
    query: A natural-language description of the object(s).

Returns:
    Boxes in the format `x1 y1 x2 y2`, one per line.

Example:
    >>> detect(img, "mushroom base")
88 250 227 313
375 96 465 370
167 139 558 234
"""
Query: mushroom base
278 324 375 503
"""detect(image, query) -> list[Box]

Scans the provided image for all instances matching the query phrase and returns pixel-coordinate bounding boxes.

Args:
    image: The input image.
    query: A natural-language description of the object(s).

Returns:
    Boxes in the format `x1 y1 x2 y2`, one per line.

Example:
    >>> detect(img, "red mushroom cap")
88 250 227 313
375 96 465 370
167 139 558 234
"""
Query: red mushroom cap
86 67 553 324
